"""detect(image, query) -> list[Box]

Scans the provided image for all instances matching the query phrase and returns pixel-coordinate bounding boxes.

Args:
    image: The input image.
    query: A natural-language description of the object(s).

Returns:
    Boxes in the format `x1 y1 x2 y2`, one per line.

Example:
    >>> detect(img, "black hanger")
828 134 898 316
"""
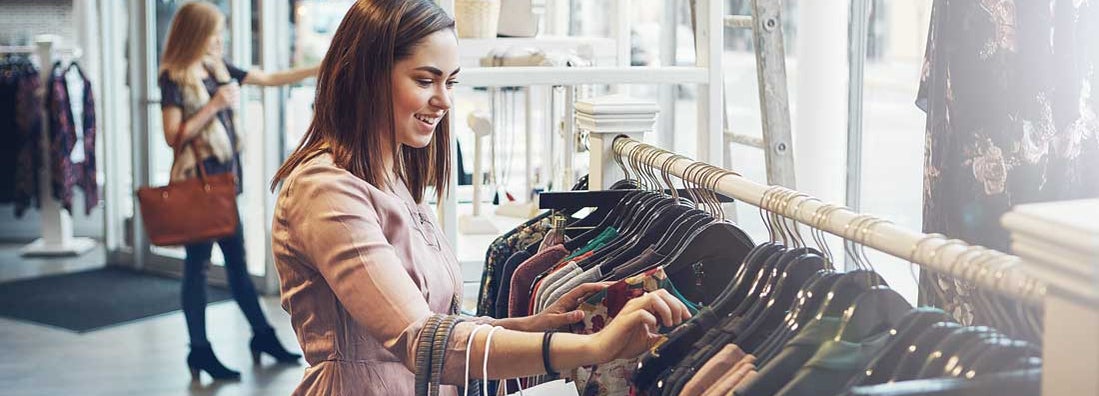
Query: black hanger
650 242 781 395
887 322 964 382
737 254 827 352
938 333 1007 378
652 211 713 256
631 243 771 392
590 204 692 273
836 287 914 343
754 271 843 365
730 247 817 328
965 339 1040 376
813 270 887 319
726 248 816 344
661 222 755 278
579 196 681 270
655 244 791 393
708 243 783 315
718 244 788 323
844 307 952 388
561 189 640 251
912 326 997 380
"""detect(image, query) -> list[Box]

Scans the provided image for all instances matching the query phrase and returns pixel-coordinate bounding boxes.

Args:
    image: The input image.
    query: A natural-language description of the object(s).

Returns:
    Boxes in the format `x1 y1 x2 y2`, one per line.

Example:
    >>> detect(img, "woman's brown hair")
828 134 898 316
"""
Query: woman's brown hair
271 0 454 204
159 1 224 84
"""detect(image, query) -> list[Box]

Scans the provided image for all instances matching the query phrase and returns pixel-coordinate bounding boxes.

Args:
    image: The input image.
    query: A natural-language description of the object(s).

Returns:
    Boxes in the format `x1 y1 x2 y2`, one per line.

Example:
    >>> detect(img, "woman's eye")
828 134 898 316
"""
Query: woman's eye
416 79 433 87
446 80 458 89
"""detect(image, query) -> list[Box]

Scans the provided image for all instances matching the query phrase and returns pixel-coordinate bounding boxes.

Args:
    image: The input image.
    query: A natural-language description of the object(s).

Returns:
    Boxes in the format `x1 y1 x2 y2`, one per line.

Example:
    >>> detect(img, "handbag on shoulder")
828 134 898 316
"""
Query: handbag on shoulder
136 125 238 246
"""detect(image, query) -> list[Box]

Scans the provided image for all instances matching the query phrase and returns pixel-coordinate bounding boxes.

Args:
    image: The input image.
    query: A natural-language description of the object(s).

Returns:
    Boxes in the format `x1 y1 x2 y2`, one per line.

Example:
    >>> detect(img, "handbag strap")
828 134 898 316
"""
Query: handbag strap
171 120 212 182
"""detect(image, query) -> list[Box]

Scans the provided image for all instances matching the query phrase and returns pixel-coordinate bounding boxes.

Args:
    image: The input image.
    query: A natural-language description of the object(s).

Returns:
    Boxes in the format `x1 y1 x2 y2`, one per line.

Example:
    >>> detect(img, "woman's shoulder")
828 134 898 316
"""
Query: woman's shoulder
281 153 382 201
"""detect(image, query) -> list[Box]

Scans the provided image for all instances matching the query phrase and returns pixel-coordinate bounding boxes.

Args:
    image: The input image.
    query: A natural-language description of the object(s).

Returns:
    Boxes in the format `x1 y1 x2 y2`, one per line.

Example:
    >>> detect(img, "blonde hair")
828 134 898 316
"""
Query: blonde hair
159 1 224 84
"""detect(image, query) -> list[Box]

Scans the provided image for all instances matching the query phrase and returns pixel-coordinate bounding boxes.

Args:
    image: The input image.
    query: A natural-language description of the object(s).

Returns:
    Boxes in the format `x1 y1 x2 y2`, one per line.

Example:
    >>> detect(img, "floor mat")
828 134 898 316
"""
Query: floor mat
0 267 233 332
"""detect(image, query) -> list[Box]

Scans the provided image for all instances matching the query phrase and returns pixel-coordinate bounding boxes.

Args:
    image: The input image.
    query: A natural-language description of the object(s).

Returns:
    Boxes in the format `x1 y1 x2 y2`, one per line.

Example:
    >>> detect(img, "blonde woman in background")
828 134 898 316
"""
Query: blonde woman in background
158 1 317 381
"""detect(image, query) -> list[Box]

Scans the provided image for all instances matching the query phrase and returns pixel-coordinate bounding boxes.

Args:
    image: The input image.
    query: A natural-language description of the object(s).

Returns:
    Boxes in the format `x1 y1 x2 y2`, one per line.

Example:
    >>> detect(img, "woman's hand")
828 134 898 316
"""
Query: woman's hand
210 82 240 110
590 289 692 363
528 282 612 331
494 282 610 332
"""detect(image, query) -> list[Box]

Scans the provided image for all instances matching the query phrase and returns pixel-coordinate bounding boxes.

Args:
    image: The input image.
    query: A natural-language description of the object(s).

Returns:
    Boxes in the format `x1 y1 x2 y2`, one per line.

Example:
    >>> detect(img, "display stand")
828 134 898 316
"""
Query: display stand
20 35 96 257
1003 199 1099 396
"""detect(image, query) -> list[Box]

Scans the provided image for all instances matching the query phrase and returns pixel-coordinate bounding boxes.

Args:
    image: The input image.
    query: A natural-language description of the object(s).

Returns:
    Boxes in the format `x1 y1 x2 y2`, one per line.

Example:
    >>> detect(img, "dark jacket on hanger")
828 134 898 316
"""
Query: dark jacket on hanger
11 63 43 217
46 61 97 215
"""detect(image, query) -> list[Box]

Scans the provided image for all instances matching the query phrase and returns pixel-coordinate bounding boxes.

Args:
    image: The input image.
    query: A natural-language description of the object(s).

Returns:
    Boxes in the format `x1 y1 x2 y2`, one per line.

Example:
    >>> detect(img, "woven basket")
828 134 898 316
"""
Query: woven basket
455 0 501 38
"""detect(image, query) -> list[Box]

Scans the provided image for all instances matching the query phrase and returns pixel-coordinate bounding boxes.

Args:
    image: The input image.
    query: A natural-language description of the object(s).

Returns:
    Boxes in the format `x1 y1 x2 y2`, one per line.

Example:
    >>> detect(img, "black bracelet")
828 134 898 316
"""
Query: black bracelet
542 331 558 378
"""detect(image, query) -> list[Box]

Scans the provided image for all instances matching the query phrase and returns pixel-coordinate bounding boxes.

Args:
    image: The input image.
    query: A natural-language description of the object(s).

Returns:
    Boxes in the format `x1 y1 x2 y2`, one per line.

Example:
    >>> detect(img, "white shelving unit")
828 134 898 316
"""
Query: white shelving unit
437 0 725 245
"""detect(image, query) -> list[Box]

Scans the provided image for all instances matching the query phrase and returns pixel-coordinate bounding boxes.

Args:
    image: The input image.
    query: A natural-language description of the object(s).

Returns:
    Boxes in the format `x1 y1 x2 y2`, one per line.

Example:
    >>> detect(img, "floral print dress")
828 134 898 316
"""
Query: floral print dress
568 267 700 396
918 0 1099 328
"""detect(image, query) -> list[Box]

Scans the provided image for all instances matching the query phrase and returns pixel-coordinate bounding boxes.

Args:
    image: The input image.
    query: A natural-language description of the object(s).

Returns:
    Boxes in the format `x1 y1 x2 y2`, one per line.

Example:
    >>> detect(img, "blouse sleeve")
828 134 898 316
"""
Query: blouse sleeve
157 73 183 109
288 163 487 384
224 59 248 83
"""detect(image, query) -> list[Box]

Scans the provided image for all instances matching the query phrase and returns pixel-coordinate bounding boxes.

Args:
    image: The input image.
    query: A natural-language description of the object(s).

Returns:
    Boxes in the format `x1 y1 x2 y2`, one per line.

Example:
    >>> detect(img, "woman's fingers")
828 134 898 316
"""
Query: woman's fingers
562 282 612 306
643 291 676 327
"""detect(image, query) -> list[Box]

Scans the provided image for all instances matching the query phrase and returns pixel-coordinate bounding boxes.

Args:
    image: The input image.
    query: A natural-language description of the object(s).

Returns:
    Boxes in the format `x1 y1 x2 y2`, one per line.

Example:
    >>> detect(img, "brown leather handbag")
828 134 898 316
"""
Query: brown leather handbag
136 127 238 246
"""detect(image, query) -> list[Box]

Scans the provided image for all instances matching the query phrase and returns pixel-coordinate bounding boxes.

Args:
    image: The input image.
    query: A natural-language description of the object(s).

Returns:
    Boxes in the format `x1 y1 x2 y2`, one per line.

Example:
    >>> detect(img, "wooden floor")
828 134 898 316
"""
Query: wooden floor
0 244 305 395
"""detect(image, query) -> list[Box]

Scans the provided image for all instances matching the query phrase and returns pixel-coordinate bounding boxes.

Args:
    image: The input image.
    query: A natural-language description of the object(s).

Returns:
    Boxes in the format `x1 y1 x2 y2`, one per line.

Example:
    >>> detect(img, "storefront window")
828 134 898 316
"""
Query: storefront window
854 0 932 302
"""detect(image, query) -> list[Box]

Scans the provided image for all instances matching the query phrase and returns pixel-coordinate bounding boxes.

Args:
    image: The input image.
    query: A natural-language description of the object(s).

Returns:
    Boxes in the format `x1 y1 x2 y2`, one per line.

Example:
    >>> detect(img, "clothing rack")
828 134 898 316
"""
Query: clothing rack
593 135 1099 396
2 35 95 257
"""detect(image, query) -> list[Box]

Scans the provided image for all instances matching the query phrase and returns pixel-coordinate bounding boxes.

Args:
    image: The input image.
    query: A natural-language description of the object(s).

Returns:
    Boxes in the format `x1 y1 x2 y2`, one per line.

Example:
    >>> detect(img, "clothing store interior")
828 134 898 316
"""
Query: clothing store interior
1 0 1098 395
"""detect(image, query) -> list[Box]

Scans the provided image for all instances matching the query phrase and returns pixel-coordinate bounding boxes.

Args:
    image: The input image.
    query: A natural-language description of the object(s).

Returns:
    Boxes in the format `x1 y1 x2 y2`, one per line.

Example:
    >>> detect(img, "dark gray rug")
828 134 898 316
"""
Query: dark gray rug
0 267 232 332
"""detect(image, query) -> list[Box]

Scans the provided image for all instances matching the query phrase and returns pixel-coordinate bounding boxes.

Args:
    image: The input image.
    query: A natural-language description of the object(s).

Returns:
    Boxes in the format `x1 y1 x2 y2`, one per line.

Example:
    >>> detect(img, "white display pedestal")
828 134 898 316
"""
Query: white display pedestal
21 35 97 258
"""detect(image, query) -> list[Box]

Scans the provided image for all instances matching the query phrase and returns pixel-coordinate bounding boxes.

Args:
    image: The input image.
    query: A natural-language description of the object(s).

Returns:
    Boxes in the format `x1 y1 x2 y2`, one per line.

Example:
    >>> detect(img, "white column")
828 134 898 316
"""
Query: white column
793 0 849 205
588 131 646 190
695 0 723 165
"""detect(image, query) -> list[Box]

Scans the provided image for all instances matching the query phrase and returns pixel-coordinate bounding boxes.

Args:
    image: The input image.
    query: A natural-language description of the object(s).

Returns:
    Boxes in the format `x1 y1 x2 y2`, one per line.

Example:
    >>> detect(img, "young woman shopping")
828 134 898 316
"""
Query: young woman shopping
268 0 692 394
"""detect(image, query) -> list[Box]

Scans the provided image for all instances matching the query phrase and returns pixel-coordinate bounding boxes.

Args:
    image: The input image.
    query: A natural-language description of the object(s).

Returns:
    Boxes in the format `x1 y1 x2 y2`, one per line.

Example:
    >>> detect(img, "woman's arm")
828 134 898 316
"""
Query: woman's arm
242 65 318 87
161 84 237 148
464 290 688 381
288 166 690 385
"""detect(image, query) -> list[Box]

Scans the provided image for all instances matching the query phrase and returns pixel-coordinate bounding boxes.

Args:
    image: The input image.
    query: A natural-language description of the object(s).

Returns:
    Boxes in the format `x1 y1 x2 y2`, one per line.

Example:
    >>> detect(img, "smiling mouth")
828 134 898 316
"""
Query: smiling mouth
414 114 440 125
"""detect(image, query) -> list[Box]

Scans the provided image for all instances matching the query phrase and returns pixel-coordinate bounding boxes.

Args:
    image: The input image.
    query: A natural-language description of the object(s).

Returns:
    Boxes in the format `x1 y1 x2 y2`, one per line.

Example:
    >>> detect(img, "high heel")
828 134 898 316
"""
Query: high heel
249 328 302 364
187 344 241 381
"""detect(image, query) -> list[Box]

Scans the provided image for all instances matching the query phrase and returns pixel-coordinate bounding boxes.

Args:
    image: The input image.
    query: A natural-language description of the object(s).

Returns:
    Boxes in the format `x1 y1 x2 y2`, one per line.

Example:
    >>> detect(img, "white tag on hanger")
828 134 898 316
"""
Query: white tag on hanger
509 379 579 396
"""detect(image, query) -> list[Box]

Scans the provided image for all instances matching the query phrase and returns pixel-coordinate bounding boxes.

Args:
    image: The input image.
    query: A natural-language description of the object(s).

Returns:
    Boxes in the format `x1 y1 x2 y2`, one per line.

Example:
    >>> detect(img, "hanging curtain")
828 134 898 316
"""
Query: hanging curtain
917 0 1099 320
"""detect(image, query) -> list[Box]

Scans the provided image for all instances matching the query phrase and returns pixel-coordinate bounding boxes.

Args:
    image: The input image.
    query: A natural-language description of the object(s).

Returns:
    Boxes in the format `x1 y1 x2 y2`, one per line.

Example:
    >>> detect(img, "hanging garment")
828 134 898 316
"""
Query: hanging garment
9 62 43 217
0 59 23 202
678 344 747 396
476 213 552 315
733 316 843 396
492 250 533 317
918 0 1099 318
568 267 699 396
773 330 892 396
699 356 757 396
507 244 570 318
46 61 97 215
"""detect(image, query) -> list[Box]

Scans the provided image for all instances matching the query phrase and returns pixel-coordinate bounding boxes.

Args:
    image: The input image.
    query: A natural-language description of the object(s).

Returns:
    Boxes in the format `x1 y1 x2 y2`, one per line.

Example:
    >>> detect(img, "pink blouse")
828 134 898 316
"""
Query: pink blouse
272 154 483 395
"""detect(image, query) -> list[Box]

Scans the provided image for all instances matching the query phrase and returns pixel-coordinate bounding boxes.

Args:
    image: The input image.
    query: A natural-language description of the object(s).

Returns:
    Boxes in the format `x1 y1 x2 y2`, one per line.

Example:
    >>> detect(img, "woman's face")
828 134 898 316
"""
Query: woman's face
206 25 224 58
390 30 460 149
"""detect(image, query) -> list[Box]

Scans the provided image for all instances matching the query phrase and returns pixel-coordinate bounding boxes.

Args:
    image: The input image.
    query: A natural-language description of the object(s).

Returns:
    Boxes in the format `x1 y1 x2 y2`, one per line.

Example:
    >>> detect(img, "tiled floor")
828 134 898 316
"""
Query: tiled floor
0 243 304 395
